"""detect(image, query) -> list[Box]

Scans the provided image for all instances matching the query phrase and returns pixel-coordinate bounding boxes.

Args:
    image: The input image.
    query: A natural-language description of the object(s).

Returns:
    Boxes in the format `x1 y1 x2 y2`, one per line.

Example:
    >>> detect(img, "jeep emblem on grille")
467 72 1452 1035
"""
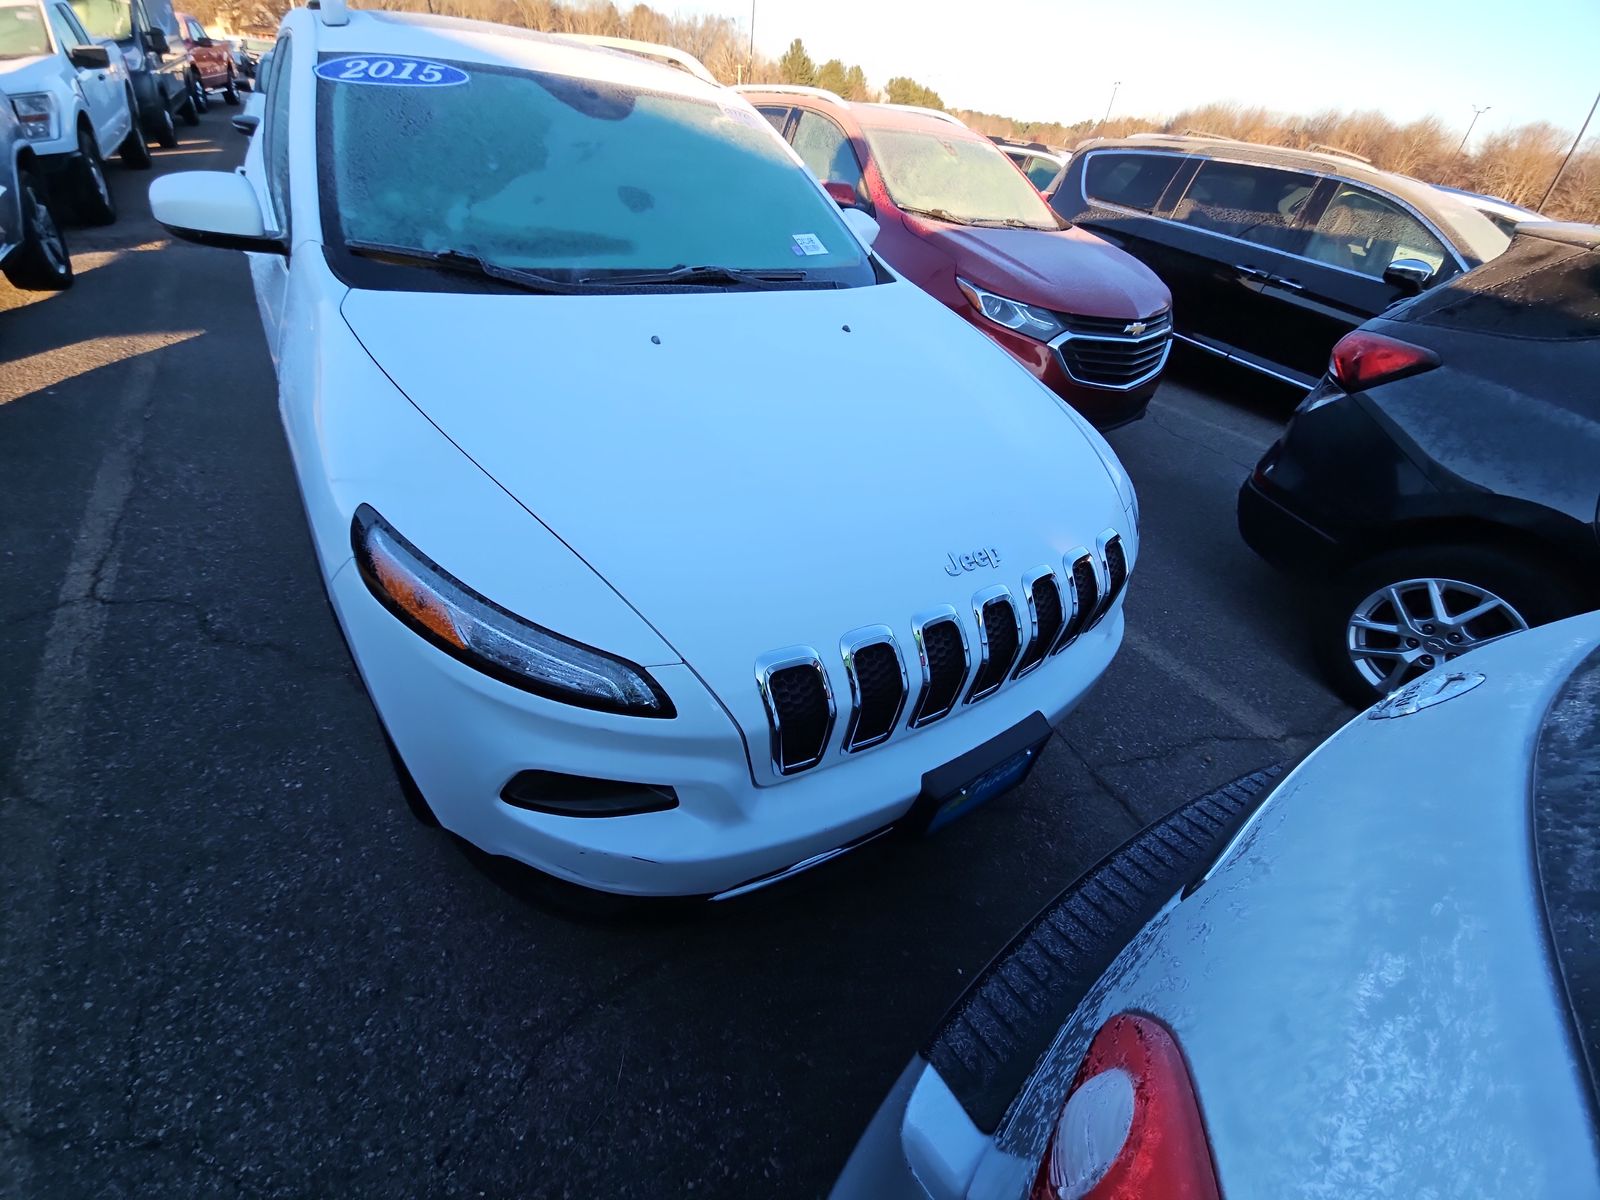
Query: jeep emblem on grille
944 548 1002 576
1124 320 1148 336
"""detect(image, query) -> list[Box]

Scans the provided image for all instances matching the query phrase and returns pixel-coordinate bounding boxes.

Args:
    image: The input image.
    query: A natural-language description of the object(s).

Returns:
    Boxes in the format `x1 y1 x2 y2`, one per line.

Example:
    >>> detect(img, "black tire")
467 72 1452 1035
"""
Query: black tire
178 80 200 126
1 167 72 291
222 67 239 105
152 100 178 148
1315 542 1585 707
118 98 152 168
191 73 209 114
68 127 116 225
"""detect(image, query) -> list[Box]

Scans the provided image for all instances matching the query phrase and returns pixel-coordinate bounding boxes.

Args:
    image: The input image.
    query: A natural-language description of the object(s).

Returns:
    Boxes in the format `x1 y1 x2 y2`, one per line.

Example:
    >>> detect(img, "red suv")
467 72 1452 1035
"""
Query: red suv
743 89 1172 429
176 12 240 106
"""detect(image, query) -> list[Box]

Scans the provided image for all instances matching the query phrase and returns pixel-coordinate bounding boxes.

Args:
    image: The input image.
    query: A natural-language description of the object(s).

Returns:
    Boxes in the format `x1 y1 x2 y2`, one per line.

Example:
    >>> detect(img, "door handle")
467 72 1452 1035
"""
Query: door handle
1234 263 1272 283
1271 276 1304 291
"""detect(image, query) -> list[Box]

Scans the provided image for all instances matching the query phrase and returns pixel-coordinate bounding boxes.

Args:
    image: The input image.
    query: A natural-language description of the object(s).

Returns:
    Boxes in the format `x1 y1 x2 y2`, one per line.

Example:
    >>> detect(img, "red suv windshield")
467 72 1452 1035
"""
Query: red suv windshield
861 124 1059 229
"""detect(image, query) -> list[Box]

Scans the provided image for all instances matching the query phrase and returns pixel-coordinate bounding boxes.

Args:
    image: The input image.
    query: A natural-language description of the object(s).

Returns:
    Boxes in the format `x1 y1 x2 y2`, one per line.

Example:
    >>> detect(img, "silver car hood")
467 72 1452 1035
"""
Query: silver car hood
985 615 1600 1198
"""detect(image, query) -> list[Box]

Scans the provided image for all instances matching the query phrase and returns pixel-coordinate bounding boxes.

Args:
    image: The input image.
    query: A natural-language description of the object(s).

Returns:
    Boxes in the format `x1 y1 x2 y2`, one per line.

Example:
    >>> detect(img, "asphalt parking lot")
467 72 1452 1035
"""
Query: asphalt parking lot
0 113 1354 1198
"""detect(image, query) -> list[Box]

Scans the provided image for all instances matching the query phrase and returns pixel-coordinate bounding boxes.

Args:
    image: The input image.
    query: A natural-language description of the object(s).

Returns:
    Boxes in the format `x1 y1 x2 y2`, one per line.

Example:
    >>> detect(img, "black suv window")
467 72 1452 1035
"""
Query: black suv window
755 104 790 134
1172 160 1316 251
1083 151 1184 213
1304 184 1448 278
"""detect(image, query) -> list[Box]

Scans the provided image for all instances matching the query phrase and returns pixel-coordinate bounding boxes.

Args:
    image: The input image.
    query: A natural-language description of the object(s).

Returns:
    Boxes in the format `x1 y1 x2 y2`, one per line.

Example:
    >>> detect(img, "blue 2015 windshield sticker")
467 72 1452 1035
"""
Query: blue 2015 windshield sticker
314 56 469 87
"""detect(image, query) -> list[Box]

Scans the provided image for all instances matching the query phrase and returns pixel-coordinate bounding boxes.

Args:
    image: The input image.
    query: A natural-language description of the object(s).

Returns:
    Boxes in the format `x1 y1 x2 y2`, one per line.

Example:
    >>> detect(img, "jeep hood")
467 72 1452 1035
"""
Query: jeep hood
340 280 1128 707
905 217 1170 320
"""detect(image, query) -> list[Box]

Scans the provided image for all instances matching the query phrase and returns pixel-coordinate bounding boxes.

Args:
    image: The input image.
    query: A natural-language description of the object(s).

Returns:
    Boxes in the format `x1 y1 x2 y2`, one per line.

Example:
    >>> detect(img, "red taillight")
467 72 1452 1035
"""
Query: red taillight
1030 1014 1219 1200
1328 330 1439 392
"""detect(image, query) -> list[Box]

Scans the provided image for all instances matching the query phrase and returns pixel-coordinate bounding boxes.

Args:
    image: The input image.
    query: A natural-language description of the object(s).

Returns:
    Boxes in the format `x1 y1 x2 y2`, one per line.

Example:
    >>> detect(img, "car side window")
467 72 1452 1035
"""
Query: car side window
47 2 90 48
1171 160 1316 252
755 104 790 134
1082 152 1185 214
189 17 206 39
1303 184 1450 278
1023 156 1059 190
791 110 865 197
264 34 291 232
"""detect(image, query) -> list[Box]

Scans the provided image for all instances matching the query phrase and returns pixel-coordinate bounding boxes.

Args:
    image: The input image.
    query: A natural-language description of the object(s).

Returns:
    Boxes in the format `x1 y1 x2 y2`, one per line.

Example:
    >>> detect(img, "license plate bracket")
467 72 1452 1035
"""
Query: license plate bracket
908 712 1053 835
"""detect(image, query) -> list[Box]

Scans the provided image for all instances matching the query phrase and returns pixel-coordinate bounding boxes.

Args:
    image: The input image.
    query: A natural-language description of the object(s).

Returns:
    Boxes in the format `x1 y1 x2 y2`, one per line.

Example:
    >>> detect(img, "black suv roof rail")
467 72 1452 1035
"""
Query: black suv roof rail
1306 142 1374 164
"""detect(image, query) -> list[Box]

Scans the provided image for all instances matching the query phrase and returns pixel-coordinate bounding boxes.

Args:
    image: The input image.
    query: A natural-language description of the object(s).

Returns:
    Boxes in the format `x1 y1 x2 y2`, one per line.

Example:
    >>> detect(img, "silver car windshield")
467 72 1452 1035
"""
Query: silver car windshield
315 55 874 286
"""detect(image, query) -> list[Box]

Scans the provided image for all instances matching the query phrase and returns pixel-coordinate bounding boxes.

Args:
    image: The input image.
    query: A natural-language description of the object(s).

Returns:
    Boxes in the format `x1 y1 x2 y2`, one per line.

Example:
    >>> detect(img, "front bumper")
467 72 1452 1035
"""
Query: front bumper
962 313 1162 431
329 558 1126 898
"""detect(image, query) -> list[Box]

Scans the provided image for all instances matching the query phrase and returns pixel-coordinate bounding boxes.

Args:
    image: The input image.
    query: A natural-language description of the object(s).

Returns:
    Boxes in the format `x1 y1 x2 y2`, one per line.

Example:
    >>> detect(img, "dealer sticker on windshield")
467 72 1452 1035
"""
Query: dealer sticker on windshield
314 56 470 87
790 233 828 257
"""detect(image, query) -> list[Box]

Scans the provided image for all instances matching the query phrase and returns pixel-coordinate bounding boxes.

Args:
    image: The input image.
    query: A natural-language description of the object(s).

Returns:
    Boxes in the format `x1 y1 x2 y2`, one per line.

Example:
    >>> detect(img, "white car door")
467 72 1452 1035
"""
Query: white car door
242 31 291 363
46 1 127 153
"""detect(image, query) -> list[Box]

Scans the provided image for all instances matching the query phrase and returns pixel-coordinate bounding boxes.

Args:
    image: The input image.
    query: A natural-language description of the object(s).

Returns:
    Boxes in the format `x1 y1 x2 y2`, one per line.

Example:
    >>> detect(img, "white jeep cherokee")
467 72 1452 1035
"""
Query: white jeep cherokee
149 3 1140 902
0 0 146 223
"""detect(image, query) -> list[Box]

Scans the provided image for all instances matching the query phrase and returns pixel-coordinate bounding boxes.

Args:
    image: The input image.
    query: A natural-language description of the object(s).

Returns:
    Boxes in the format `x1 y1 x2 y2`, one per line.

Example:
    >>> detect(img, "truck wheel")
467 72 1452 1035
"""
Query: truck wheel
119 96 152 168
152 100 178 148
178 79 200 126
1 168 73 291
222 67 239 105
69 127 116 225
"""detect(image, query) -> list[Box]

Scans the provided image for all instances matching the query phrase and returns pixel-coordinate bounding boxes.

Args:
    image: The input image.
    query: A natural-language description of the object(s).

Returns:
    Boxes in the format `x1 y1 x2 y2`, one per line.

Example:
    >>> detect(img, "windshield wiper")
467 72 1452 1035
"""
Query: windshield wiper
898 206 970 225
344 240 591 294
577 264 811 289
967 217 1055 230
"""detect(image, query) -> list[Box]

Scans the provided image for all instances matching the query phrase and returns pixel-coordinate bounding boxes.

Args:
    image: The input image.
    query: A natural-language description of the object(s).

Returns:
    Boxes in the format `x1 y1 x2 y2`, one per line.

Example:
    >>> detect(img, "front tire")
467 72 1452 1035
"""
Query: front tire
222 67 239 105
119 100 152 168
178 80 200 126
1 168 72 290
68 127 116 225
152 100 179 148
1316 543 1584 706
190 73 209 114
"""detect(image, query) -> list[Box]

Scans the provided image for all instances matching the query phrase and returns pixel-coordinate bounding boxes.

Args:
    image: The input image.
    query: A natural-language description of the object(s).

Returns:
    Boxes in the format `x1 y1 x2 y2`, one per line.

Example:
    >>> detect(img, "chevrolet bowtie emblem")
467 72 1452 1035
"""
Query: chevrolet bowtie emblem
1124 320 1148 336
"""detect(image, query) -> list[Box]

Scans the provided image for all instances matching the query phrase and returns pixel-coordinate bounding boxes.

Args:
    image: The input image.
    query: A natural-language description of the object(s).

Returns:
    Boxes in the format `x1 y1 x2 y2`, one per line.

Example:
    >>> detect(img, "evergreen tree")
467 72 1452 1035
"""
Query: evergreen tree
841 64 870 101
814 58 848 95
778 38 816 87
885 76 944 110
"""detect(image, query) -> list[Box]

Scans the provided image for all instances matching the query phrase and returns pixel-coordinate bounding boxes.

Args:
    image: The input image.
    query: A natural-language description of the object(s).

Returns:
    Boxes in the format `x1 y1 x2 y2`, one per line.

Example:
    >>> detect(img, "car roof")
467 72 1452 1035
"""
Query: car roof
289 7 725 103
1516 221 1600 250
1075 132 1511 264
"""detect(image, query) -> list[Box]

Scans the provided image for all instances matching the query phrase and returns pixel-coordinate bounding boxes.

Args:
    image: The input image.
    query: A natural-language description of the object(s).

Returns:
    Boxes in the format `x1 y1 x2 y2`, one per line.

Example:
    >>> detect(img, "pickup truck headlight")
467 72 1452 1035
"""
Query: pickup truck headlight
10 94 56 141
352 505 674 717
956 277 1065 341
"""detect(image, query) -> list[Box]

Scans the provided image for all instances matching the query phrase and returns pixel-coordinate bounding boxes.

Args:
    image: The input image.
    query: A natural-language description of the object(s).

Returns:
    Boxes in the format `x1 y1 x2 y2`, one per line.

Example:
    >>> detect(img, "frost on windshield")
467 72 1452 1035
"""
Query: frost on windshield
319 60 868 278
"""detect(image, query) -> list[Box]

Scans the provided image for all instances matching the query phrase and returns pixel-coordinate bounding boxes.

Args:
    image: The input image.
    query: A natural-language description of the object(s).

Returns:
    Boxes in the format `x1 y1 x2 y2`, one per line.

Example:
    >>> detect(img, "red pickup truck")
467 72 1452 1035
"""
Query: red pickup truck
175 12 239 106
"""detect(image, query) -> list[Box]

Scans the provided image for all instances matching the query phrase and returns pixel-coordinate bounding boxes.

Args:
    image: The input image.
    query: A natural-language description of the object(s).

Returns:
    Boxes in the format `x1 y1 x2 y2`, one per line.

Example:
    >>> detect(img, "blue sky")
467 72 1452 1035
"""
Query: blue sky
679 0 1598 146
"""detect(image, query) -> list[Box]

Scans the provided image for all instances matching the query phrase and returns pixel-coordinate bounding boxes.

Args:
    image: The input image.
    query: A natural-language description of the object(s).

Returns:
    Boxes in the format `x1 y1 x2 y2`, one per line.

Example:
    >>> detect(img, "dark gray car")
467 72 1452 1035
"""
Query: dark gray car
0 90 71 288
69 0 196 148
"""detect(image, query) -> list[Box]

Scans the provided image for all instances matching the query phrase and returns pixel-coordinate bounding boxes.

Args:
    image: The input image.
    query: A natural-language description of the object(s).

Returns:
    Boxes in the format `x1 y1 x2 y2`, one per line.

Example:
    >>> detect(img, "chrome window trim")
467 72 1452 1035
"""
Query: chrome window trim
908 605 970 728
1014 564 1064 679
754 646 836 776
1089 529 1123 629
965 585 1022 705
1048 326 1173 392
839 624 909 753
1053 545 1097 654
1075 147 1470 276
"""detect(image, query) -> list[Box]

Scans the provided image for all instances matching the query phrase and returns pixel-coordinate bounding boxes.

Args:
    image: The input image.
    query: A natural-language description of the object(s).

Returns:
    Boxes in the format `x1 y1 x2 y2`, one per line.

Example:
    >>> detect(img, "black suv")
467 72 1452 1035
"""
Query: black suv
1239 222 1600 704
1051 135 1513 388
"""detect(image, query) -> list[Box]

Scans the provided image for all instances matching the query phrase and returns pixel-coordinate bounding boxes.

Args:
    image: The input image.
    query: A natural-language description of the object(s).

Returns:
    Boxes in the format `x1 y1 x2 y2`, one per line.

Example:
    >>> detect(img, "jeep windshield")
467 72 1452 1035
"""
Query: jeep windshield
861 122 1061 231
315 56 876 291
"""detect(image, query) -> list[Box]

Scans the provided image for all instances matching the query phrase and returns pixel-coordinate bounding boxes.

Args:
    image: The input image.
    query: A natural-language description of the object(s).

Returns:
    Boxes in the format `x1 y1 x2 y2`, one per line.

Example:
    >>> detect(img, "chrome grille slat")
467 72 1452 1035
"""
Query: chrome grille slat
840 626 908 753
965 587 1022 704
909 607 969 728
1054 547 1099 654
1014 566 1065 679
755 649 835 775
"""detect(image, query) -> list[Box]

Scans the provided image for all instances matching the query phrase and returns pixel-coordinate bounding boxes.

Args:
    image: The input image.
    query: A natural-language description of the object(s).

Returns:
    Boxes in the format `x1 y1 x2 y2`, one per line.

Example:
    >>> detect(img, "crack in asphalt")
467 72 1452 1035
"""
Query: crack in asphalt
1147 407 1261 470
1093 727 1329 771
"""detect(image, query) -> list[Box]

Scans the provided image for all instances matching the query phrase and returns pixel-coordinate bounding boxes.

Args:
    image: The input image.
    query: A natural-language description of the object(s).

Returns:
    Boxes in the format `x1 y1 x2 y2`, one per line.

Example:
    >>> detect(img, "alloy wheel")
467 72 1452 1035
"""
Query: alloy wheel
25 182 67 276
1345 576 1529 693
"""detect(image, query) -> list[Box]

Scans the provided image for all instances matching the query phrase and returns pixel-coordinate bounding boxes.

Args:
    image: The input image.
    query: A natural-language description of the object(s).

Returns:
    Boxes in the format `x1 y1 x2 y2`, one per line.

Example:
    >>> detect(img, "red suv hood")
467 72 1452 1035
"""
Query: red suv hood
910 220 1169 320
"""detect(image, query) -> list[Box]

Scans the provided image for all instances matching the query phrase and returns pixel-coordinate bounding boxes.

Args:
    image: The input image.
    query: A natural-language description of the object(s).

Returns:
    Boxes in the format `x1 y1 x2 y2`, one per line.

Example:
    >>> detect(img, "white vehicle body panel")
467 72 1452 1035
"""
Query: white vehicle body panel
0 1 132 158
213 6 1134 896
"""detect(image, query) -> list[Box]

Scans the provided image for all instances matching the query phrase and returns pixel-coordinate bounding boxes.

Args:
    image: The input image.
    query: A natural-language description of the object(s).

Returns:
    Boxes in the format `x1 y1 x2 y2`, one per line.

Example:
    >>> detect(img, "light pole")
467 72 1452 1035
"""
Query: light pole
1094 81 1120 137
747 0 755 81
1540 86 1600 212
1456 104 1491 155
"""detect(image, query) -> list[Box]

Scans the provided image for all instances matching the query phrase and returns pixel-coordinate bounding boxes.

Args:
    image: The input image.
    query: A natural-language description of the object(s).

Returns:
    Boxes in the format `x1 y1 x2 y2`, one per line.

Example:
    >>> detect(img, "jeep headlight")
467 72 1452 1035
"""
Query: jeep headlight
11 94 56 141
956 277 1065 342
352 505 674 717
